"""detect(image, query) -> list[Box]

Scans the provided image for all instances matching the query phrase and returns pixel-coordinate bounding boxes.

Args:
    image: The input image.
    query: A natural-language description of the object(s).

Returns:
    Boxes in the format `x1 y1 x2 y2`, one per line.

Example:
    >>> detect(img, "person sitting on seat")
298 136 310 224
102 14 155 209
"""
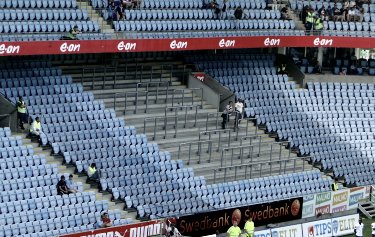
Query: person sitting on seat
65 174 78 193
100 212 113 228
66 25 80 40
87 163 99 182
29 117 42 138
57 175 71 195
234 6 244 19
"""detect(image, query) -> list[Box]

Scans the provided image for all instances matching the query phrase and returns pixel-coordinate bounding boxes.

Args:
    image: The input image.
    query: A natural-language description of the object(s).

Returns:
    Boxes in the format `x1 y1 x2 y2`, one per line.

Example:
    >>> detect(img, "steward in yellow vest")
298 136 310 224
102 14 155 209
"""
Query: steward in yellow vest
16 96 27 130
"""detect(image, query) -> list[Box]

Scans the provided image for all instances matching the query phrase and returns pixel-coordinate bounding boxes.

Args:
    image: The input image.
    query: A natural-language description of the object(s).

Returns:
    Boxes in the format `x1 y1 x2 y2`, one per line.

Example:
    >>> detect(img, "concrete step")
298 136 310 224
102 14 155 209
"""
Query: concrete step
77 78 182 90
77 1 115 33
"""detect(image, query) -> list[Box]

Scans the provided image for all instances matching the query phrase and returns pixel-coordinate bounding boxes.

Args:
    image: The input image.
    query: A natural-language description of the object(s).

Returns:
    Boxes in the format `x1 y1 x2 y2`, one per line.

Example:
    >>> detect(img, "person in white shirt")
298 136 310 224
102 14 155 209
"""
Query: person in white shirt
354 218 364 237
234 99 244 128
371 221 375 237
221 101 234 129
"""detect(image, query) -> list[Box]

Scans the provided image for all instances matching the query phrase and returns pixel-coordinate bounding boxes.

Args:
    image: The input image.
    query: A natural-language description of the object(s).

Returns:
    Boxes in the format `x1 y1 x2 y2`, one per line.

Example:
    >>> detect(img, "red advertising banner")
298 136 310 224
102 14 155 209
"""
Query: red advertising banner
0 36 374 56
59 220 163 237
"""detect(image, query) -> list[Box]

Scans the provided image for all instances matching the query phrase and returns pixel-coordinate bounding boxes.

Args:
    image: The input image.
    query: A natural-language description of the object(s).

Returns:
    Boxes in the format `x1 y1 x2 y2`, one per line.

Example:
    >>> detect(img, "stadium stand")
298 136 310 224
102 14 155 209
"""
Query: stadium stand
91 0 304 38
187 53 375 187
0 57 335 222
0 0 112 41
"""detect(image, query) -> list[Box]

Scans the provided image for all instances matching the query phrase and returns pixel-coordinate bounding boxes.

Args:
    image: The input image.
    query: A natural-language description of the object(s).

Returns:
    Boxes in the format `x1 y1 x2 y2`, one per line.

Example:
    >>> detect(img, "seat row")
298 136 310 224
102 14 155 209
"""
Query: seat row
0 0 77 8
0 9 88 21
40 109 116 124
115 19 295 32
69 149 171 167
0 61 52 69
0 32 112 42
0 75 72 88
121 9 281 21
28 101 104 115
2 84 83 97
0 67 61 78
9 92 94 107
0 20 99 33
0 164 58 181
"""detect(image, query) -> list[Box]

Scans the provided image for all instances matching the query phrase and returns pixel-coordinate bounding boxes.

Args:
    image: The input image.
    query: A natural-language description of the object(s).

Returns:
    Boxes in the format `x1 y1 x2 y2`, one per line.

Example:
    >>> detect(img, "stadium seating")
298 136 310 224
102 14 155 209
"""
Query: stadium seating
0 127 129 237
188 53 375 186
0 60 334 222
0 0 111 41
95 0 301 38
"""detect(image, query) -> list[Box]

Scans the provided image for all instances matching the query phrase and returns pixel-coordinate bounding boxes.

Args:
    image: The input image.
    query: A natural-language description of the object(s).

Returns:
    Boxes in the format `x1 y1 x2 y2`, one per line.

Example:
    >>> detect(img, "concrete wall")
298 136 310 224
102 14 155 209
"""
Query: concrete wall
0 96 18 131
188 73 234 112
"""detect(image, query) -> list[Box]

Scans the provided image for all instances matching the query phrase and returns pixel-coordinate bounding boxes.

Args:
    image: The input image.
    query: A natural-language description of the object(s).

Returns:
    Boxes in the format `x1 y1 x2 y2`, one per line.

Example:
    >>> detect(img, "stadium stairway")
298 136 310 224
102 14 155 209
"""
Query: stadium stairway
62 58 309 184
77 0 115 34
15 130 138 222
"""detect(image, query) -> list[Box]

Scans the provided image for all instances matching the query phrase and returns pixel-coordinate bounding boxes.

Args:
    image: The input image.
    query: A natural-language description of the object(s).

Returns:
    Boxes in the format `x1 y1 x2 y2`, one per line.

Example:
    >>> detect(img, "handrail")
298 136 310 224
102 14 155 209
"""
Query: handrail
213 156 309 183
137 81 170 103
205 112 222 131
199 129 233 152
165 105 200 128
240 135 263 157
143 115 178 140
178 140 213 165
220 144 254 167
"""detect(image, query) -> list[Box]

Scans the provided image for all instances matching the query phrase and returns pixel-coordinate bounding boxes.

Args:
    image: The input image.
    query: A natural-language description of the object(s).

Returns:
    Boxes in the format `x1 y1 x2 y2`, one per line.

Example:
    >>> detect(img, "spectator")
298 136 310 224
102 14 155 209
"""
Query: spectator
29 117 42 138
332 178 339 191
234 6 244 19
66 25 80 40
333 5 345 21
57 175 70 195
327 5 333 19
234 99 244 128
277 64 287 74
16 96 27 130
305 8 315 30
354 218 364 237
227 220 241 237
221 0 228 19
348 7 356 21
340 68 347 75
318 6 329 20
355 7 364 22
371 221 375 237
108 1 124 20
122 0 133 8
313 59 322 74
166 220 182 237
209 0 221 19
87 163 99 182
349 63 358 75
244 217 255 237
281 6 291 20
221 101 234 129
132 0 142 9
100 212 113 228
314 16 323 33
65 174 78 193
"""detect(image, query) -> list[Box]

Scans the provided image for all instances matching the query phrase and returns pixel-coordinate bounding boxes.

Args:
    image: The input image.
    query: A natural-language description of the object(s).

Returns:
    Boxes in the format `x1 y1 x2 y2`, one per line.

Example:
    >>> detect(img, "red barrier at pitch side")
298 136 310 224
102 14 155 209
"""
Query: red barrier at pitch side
59 220 163 237
0 36 373 56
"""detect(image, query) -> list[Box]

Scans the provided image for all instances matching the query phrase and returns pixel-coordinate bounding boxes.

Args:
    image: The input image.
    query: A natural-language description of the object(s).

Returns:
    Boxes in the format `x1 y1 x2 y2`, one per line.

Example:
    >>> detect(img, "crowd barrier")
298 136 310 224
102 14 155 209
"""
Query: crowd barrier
59 186 369 237
253 213 359 237
1 36 375 56
302 186 370 218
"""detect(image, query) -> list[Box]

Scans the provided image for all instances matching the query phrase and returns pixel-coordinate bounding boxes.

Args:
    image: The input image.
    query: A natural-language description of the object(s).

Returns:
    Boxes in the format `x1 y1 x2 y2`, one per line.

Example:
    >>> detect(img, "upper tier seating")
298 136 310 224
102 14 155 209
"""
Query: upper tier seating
0 0 111 41
0 60 332 222
188 53 375 186
290 0 375 37
96 0 302 38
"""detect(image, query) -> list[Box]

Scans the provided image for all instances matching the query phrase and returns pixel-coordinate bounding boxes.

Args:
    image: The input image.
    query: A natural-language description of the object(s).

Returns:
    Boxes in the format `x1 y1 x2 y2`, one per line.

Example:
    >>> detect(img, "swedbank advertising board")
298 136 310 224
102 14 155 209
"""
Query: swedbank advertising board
176 197 303 236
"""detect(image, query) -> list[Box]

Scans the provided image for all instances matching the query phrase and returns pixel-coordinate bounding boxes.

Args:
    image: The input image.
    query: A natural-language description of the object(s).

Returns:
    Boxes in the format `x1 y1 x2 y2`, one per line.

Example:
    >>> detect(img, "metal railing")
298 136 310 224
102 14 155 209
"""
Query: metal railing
240 135 263 157
199 129 234 152
81 64 174 89
213 157 309 183
143 115 178 140
220 144 254 167
171 88 203 108
165 105 200 129
178 140 213 165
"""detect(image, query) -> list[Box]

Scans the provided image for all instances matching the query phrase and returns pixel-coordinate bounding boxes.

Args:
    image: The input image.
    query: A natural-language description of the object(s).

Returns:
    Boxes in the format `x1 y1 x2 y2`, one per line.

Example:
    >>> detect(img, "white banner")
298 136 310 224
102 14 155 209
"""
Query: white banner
302 218 333 237
271 224 303 237
253 229 271 237
331 214 358 236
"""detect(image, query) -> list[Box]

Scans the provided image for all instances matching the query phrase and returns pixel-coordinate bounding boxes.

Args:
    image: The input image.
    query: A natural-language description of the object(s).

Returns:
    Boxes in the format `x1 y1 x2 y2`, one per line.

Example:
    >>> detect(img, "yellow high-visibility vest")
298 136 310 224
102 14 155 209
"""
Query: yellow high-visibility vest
17 101 26 113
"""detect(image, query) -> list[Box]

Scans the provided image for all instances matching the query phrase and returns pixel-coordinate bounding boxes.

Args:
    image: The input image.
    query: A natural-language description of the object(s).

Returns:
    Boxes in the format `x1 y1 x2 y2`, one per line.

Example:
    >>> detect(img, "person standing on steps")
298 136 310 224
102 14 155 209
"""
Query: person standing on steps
222 101 234 129
16 96 27 130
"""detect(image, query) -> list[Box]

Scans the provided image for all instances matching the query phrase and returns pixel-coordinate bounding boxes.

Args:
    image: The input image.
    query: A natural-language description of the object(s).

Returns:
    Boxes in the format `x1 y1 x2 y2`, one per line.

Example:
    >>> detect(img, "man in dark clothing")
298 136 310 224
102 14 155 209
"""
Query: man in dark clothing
221 101 234 129
57 175 70 195
16 96 27 130
234 6 244 19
